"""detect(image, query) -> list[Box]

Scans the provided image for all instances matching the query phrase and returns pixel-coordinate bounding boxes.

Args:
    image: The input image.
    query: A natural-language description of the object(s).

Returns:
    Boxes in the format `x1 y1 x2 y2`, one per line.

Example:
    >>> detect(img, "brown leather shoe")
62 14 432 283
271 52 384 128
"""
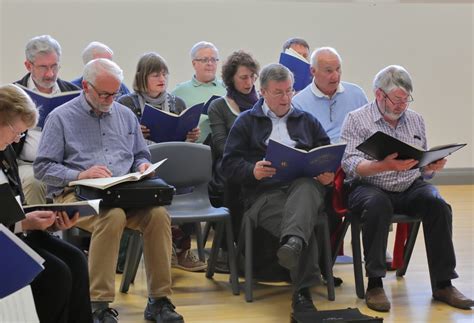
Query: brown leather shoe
433 286 474 310
365 287 391 312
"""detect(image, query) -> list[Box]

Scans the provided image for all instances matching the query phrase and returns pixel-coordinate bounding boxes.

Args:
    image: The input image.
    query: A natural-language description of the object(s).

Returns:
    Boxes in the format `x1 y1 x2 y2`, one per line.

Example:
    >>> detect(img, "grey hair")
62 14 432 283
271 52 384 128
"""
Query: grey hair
190 41 219 60
260 63 294 89
282 37 310 52
25 35 61 62
83 58 124 84
310 47 342 68
82 41 114 65
0 84 38 128
373 65 413 94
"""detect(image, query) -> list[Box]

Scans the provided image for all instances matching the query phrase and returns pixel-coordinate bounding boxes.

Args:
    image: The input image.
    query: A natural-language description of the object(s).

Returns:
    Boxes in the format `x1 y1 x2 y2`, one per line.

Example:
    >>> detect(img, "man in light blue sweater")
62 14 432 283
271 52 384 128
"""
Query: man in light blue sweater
292 47 368 143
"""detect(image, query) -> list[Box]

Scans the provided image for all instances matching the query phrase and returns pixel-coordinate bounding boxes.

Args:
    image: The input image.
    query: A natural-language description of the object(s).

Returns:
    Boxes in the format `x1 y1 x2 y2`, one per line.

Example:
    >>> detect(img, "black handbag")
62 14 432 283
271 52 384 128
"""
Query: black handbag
75 177 175 208
292 308 383 323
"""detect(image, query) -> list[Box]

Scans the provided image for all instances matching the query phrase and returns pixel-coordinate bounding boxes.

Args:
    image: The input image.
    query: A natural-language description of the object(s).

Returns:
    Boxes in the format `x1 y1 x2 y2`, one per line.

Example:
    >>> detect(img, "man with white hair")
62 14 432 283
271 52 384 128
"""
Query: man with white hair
172 40 226 144
293 47 367 143
71 41 130 96
14 34 80 205
34 58 184 323
340 65 473 312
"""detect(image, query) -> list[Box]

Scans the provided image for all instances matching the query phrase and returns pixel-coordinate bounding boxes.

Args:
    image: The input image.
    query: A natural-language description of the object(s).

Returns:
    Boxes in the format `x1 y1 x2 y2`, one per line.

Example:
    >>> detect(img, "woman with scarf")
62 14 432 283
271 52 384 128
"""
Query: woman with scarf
207 50 260 263
118 52 206 272
0 84 92 323
118 52 200 143
208 50 260 165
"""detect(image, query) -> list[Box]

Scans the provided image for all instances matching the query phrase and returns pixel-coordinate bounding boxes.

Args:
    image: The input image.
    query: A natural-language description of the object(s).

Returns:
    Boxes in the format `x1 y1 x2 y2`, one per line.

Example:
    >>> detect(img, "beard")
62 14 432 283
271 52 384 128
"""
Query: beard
86 94 113 113
33 77 56 90
96 103 113 113
382 106 404 121
382 107 405 121
377 101 405 121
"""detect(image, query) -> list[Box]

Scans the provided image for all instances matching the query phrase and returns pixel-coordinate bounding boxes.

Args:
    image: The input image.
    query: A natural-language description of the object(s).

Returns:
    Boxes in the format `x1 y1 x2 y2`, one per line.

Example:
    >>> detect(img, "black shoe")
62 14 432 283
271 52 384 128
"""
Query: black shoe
292 288 317 313
277 236 303 270
92 308 119 323
144 297 184 322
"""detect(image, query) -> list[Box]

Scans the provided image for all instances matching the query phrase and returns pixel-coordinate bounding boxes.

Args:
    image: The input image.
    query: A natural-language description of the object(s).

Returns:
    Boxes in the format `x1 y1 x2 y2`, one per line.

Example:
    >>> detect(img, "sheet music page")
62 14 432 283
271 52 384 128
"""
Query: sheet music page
0 285 39 323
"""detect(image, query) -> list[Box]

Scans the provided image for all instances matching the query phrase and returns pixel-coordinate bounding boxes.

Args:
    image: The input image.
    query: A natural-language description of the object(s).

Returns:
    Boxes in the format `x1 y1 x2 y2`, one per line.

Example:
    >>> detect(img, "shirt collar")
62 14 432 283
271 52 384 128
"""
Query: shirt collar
191 75 218 87
262 100 293 120
310 81 344 99
27 74 61 95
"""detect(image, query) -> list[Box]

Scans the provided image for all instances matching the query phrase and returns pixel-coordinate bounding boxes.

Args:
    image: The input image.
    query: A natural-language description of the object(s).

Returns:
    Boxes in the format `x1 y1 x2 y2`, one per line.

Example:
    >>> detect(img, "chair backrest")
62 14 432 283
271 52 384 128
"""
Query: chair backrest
149 142 212 189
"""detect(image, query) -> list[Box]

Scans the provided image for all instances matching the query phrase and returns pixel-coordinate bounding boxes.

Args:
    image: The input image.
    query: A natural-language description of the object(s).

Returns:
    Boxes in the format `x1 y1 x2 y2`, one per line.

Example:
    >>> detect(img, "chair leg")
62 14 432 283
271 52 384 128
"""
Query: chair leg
120 231 143 293
224 217 240 295
396 222 421 277
244 216 253 302
130 240 143 284
331 217 350 266
236 220 246 265
320 216 335 301
201 222 212 250
206 222 223 279
422 223 436 293
194 222 205 262
351 215 365 299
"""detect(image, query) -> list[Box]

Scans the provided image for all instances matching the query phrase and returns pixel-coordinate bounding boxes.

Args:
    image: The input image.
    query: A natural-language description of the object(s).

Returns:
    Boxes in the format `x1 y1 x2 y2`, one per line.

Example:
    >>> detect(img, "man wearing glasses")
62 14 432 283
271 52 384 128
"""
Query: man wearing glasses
171 41 226 273
13 34 80 205
172 41 226 144
293 47 367 144
222 63 333 315
340 65 473 312
34 58 184 323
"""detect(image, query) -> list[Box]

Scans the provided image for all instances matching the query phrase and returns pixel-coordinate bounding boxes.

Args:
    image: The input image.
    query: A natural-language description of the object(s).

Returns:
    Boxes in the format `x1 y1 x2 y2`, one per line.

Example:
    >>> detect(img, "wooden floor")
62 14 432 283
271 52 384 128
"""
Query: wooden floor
113 185 474 323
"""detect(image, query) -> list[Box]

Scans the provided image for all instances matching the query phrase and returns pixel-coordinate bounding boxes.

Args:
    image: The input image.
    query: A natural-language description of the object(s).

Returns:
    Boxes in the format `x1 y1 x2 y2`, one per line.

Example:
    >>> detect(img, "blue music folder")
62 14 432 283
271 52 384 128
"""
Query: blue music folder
141 103 202 142
265 139 346 182
16 85 81 129
0 225 45 299
279 52 312 91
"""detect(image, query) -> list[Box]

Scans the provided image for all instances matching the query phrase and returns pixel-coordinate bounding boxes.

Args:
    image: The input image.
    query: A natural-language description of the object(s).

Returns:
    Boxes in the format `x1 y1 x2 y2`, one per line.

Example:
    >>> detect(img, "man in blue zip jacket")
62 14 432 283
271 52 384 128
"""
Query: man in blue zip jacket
222 63 334 314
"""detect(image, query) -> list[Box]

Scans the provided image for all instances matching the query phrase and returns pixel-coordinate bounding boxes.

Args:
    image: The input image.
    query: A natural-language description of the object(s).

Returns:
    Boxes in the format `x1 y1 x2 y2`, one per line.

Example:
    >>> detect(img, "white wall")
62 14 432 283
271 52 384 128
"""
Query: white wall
1 0 473 167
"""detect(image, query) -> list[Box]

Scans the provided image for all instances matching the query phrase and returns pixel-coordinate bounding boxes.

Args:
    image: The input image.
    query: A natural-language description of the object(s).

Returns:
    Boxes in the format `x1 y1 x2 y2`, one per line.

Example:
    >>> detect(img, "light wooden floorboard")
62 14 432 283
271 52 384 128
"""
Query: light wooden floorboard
113 185 474 322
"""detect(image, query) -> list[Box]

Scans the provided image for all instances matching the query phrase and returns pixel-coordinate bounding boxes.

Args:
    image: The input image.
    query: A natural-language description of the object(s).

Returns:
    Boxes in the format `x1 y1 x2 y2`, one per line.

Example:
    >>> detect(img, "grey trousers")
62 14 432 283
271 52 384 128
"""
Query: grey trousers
245 177 327 291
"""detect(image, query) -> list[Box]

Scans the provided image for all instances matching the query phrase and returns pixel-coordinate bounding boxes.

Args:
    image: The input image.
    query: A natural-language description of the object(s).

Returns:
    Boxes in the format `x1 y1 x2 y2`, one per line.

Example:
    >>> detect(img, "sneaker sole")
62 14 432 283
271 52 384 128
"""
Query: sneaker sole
277 245 299 270
144 311 184 323
172 263 207 272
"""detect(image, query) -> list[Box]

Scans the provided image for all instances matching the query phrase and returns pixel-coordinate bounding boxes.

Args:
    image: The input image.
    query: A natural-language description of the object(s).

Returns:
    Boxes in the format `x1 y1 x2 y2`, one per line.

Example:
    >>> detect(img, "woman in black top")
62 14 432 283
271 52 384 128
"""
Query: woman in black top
0 84 92 323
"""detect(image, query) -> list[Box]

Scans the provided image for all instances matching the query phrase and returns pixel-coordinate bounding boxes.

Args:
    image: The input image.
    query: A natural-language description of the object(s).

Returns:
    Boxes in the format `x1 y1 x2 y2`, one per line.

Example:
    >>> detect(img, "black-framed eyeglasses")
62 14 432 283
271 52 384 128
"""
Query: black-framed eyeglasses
7 122 25 139
193 57 219 64
381 90 414 107
88 82 121 99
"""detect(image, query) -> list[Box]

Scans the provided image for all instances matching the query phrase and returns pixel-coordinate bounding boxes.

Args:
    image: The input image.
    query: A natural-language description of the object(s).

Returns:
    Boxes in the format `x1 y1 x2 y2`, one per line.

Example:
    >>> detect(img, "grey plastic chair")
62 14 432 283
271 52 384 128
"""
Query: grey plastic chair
120 142 239 296
331 212 424 299
236 212 336 302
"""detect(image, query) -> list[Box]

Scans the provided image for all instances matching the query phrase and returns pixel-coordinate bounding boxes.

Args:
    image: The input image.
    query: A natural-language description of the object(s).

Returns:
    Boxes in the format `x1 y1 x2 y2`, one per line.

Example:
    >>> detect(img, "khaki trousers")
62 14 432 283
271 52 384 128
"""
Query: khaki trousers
55 191 172 302
18 162 47 204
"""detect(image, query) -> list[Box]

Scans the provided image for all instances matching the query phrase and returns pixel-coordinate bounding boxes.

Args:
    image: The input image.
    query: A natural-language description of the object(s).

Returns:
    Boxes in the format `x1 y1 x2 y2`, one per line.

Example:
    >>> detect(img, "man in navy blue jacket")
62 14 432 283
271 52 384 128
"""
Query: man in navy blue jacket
222 63 334 314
